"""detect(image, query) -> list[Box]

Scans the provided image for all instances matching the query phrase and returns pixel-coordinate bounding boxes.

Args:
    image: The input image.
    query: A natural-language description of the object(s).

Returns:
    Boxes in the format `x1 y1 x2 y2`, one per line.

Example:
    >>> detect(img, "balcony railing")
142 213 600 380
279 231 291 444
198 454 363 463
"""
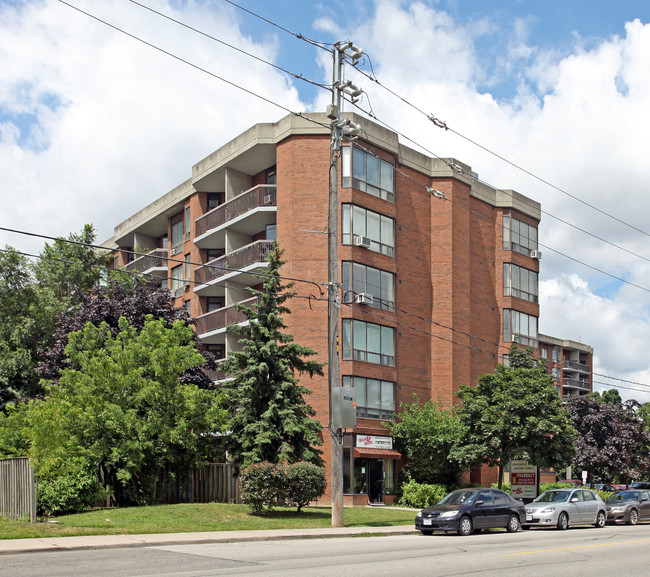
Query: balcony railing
563 360 591 373
563 378 590 391
204 359 228 382
195 240 274 286
195 184 276 238
124 248 167 274
194 297 258 337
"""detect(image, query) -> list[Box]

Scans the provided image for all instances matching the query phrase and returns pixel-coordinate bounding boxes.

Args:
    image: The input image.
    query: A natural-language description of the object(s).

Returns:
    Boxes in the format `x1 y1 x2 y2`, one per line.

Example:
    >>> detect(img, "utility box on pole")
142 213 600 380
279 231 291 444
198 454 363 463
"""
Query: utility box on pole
331 385 357 430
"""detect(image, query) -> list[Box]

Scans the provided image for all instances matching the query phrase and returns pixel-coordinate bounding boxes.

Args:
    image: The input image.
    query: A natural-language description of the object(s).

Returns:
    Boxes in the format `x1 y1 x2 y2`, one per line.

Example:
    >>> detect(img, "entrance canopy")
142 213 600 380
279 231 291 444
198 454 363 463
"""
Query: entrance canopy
353 448 402 459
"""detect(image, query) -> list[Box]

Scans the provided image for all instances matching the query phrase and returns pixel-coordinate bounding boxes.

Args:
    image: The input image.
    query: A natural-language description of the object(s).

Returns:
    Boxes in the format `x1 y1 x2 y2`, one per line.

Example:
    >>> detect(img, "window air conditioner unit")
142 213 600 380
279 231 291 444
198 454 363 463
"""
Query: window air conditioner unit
355 293 374 305
530 249 542 260
354 235 371 248
263 194 273 205
169 247 179 256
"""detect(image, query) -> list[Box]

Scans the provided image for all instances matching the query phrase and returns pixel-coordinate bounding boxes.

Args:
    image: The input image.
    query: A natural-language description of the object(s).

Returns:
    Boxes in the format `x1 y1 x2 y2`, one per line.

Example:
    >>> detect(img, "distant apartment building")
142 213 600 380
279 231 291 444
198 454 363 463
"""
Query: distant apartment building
104 112 591 504
539 335 593 397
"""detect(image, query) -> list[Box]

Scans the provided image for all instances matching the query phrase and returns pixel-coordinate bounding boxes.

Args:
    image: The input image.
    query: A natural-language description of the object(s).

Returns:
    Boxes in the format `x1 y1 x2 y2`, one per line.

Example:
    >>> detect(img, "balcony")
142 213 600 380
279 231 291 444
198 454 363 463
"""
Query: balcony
194 240 274 295
563 360 591 374
562 378 591 391
194 185 276 248
204 359 229 383
194 297 257 340
123 248 167 279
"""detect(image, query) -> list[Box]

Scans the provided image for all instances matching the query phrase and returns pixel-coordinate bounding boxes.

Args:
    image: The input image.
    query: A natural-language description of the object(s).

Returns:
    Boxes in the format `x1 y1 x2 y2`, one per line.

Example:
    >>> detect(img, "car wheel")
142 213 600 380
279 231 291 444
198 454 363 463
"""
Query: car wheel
458 516 473 536
628 509 639 525
557 512 569 530
420 529 434 536
594 510 606 528
506 514 520 533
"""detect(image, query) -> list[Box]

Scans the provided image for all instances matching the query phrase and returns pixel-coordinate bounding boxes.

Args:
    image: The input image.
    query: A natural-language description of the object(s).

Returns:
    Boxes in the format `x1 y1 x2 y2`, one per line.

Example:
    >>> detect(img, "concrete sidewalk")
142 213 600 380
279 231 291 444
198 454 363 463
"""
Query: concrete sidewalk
0 525 418 555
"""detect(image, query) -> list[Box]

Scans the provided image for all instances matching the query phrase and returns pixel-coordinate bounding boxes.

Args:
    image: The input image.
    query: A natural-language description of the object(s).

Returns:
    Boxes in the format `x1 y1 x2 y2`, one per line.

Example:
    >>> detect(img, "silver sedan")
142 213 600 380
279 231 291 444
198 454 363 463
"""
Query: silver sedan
521 488 606 530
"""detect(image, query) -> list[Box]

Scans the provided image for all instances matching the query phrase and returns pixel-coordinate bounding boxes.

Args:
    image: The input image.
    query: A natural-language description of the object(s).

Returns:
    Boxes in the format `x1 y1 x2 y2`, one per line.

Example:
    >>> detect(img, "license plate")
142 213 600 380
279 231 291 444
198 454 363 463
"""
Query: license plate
424 519 432 525
526 515 532 521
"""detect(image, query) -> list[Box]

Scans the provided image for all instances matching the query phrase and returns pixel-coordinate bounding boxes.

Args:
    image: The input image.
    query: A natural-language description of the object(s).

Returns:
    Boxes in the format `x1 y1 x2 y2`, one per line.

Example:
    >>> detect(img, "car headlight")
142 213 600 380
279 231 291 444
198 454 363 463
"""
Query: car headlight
416 512 422 518
539 507 556 514
439 511 459 518
609 506 627 513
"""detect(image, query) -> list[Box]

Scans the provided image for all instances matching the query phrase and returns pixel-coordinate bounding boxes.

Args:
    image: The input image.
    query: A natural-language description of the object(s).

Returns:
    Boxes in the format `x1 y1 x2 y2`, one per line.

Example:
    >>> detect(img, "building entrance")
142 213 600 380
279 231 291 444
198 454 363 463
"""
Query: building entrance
367 459 384 504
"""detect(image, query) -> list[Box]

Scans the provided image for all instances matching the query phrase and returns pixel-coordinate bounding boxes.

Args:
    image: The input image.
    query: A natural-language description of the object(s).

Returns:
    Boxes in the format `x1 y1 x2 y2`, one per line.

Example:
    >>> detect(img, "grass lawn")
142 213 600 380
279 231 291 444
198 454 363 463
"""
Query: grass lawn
0 504 417 540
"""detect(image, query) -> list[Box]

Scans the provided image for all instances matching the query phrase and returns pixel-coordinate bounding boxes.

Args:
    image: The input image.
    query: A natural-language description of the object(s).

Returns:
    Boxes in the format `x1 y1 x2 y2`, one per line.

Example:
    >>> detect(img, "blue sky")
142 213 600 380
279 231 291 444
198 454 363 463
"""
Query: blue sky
1 0 650 401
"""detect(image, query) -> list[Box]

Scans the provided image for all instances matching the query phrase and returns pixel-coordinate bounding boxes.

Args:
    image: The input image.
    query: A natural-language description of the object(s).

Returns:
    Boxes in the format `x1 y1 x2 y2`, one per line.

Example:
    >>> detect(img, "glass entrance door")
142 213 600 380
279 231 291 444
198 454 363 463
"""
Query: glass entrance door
367 459 384 504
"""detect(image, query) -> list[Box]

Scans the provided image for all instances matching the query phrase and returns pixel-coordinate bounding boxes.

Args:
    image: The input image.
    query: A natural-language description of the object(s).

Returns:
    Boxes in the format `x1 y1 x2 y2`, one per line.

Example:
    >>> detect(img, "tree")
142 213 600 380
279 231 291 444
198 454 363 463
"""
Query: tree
385 395 465 487
588 389 622 405
220 246 324 474
0 248 49 405
566 395 650 484
26 316 227 511
452 345 578 488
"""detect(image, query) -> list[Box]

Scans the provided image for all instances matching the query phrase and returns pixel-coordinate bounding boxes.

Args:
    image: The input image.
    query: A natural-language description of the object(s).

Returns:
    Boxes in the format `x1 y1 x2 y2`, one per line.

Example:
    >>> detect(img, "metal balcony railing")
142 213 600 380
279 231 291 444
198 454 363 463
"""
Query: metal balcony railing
194 240 274 286
123 248 167 274
563 360 591 372
195 185 276 238
563 378 590 391
194 297 258 337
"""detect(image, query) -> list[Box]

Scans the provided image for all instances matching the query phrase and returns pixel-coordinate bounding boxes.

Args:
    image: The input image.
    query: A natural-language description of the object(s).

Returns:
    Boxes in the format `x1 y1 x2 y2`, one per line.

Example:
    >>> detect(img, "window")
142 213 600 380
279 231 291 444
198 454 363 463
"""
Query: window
266 224 277 241
342 319 395 365
265 166 277 185
206 192 222 210
206 296 223 312
161 235 168 250
205 343 224 359
342 204 395 257
184 254 191 284
171 218 183 250
341 146 394 202
342 262 395 310
170 265 183 291
184 207 191 241
503 309 538 347
206 248 225 262
503 214 538 256
503 263 538 303
342 376 395 419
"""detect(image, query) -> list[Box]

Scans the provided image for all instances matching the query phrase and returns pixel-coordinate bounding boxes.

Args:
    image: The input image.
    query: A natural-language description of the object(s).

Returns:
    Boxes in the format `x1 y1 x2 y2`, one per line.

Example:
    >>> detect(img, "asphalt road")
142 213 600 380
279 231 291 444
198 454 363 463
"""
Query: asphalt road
4 524 650 577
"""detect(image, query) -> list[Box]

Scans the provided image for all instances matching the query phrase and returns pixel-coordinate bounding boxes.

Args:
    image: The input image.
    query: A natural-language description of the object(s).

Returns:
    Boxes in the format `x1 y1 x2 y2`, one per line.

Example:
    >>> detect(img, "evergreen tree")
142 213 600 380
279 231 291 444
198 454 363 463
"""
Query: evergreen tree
221 246 324 474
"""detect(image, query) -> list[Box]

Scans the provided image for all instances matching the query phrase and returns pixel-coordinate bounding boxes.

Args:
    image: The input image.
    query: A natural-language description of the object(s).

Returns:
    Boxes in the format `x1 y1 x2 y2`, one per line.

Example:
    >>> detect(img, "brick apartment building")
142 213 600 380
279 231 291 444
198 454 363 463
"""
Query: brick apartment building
105 112 592 504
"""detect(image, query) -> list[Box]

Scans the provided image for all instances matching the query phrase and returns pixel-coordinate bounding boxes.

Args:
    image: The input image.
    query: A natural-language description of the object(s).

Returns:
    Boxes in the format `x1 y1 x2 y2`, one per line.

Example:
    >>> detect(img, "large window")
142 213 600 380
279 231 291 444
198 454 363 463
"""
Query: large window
342 204 395 257
503 309 538 347
171 218 184 250
503 214 538 256
342 376 395 419
342 262 395 310
503 263 538 303
170 265 183 291
341 146 395 202
342 319 395 366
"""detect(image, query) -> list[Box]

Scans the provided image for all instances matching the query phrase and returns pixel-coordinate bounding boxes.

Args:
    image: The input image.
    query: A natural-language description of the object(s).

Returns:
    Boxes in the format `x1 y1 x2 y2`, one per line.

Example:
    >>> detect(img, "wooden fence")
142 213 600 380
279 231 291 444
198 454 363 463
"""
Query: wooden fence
0 457 37 522
158 463 240 504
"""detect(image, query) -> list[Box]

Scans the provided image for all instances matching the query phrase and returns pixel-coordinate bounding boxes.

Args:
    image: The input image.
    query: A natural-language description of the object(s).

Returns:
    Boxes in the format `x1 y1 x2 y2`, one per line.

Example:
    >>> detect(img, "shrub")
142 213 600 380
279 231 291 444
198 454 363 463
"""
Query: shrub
240 462 287 513
285 462 326 512
398 479 447 508
37 466 107 516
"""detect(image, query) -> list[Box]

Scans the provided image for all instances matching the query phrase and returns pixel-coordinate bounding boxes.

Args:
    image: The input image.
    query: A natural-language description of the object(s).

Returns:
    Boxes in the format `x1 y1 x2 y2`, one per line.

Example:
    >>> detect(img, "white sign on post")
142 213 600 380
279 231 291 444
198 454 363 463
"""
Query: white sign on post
510 460 537 499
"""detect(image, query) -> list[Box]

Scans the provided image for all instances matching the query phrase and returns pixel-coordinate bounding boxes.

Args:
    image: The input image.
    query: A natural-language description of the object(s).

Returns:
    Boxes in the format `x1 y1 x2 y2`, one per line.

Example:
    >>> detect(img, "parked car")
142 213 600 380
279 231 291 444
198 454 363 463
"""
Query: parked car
606 490 650 525
521 488 606 530
593 483 616 492
415 488 525 536
563 479 583 486
629 482 650 490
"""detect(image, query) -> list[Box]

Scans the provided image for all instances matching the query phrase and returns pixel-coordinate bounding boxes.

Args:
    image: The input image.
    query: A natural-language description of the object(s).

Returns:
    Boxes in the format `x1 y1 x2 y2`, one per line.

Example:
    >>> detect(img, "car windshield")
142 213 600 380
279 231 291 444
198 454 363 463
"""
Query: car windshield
534 490 570 503
438 490 477 506
607 491 640 502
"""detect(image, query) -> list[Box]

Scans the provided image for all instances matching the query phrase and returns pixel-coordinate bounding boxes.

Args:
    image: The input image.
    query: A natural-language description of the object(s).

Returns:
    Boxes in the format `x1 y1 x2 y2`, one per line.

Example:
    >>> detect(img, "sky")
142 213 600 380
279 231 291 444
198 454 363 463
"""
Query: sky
1 0 650 401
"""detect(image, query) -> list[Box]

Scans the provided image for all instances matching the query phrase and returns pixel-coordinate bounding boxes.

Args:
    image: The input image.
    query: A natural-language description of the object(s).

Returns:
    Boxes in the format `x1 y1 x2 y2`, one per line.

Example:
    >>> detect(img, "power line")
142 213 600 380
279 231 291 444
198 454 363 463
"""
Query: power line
55 0 330 131
126 0 332 92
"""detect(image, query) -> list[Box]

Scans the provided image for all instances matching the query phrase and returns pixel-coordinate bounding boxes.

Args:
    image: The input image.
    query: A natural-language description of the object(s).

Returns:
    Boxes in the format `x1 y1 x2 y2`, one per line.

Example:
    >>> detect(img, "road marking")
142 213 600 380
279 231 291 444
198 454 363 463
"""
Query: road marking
505 538 650 556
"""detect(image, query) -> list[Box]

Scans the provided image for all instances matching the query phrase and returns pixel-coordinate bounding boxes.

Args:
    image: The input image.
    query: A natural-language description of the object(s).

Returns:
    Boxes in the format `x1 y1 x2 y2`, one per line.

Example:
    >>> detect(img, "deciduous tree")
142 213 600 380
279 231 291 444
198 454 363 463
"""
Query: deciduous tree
452 345 578 488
